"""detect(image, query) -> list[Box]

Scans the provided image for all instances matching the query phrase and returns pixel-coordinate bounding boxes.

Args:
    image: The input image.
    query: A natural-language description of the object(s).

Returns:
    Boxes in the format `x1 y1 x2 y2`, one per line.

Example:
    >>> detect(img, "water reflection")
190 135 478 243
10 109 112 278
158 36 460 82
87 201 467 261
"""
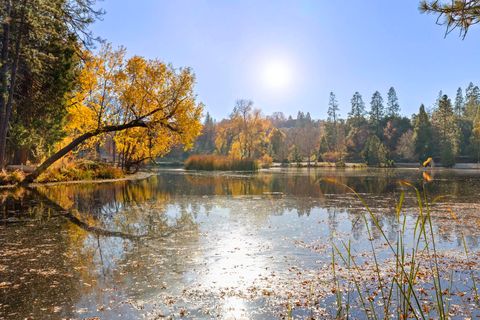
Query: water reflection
0 168 480 318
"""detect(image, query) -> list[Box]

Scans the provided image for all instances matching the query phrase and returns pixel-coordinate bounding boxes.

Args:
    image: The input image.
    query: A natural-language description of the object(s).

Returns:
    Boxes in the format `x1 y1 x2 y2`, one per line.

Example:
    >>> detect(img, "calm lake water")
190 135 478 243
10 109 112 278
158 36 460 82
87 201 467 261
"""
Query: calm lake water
1 168 480 319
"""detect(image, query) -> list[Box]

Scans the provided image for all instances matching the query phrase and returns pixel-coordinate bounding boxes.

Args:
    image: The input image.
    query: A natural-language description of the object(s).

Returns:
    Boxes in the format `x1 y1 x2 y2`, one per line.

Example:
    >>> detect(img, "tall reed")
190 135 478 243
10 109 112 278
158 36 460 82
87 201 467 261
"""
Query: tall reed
321 177 479 319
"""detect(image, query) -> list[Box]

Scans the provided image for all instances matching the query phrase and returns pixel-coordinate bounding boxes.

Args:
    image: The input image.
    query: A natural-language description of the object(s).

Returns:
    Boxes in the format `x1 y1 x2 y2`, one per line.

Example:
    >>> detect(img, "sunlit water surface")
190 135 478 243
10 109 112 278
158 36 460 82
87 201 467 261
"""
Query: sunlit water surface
1 168 480 319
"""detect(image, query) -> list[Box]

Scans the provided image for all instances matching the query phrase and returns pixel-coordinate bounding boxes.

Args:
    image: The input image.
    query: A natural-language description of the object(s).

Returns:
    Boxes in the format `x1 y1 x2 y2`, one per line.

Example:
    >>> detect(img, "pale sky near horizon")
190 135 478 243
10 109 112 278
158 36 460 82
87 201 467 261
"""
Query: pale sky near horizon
91 0 480 120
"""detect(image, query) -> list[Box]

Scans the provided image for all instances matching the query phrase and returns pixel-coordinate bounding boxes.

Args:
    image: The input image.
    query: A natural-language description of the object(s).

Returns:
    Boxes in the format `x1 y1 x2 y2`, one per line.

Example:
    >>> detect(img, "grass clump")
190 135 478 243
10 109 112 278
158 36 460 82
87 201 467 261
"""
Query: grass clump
184 155 259 171
37 159 124 183
322 178 479 319
0 170 25 185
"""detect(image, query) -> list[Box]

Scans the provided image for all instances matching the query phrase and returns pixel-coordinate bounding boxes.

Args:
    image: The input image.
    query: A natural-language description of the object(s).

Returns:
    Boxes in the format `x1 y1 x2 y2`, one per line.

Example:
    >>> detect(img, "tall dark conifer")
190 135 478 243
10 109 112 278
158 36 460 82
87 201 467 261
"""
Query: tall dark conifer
386 87 400 117
369 91 385 137
413 104 433 162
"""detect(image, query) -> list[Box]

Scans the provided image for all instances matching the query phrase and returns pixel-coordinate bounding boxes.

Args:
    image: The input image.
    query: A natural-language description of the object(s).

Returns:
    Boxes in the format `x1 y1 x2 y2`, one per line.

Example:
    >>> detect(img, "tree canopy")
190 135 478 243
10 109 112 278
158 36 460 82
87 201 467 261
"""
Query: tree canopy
24 45 203 182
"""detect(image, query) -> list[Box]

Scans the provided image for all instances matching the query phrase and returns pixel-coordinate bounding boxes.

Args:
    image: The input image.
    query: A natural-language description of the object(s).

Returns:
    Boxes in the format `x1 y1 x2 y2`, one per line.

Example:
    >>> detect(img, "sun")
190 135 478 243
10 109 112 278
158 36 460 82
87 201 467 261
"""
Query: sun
262 59 291 90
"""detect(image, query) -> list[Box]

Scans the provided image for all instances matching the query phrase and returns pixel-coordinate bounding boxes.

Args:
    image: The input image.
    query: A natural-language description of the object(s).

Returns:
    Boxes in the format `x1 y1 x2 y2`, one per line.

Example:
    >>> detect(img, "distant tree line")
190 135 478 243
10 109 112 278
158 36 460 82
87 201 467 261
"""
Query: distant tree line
173 84 480 167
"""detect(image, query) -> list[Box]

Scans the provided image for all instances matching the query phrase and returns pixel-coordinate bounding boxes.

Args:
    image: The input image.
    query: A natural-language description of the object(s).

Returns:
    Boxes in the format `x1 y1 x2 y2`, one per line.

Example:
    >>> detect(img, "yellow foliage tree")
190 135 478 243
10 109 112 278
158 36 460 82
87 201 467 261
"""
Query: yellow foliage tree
215 100 272 159
24 44 203 182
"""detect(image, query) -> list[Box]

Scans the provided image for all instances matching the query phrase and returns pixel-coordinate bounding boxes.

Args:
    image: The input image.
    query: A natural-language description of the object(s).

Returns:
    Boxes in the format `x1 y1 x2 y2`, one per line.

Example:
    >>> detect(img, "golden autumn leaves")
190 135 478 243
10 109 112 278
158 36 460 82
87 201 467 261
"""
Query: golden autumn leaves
214 100 273 160
64 44 203 168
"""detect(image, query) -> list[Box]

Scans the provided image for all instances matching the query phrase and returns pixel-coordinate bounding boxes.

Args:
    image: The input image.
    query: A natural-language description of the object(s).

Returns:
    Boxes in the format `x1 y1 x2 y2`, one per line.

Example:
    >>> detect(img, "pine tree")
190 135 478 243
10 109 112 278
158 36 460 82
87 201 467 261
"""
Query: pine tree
454 87 465 117
433 90 443 111
296 111 305 127
432 95 459 166
471 112 480 162
305 112 312 122
327 92 339 123
420 0 480 38
326 92 340 151
0 0 103 167
465 82 480 121
386 87 400 117
369 91 385 137
362 135 388 166
194 112 216 154
452 87 473 158
348 91 366 119
413 104 433 163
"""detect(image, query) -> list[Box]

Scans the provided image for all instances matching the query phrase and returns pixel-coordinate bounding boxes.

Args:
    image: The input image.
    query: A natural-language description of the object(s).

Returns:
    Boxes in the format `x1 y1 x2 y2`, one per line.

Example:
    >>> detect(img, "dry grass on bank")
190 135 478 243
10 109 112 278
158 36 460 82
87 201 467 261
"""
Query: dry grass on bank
185 155 259 171
37 159 124 183
0 170 25 185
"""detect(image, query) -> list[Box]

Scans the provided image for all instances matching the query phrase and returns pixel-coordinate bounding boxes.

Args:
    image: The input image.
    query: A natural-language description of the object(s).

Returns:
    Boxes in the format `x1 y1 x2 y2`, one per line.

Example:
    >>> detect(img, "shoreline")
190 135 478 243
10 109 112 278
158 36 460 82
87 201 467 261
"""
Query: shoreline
0 171 156 189
30 171 156 187
2 163 479 189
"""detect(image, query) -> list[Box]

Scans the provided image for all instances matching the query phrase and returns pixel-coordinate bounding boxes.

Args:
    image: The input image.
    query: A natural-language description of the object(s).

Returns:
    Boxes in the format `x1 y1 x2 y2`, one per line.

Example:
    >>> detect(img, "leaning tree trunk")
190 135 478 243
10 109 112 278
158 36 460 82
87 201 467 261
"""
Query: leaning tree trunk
22 131 98 184
22 120 148 184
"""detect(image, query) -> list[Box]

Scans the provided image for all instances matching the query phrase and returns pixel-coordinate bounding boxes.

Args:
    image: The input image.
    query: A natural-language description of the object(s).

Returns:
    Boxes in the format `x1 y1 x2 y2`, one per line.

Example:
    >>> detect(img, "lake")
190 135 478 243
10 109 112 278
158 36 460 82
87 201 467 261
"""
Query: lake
1 168 480 319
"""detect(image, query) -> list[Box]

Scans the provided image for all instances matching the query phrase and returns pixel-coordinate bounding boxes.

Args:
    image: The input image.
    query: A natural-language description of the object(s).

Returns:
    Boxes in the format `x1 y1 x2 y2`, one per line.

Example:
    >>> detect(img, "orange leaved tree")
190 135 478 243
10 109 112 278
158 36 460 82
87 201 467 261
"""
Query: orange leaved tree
24 44 203 183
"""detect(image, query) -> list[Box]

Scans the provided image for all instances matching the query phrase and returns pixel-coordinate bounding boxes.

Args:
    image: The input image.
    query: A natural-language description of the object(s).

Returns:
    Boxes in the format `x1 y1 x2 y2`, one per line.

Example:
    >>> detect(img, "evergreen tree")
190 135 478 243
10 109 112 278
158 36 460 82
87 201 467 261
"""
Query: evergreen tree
345 119 370 161
369 91 385 137
454 87 465 117
454 87 471 157
386 87 400 117
296 111 305 127
420 0 480 38
432 95 459 166
194 112 216 154
433 90 443 111
0 0 103 167
362 135 388 166
471 112 480 162
465 82 480 120
305 112 312 122
348 91 366 119
327 92 339 123
326 92 340 151
413 104 433 163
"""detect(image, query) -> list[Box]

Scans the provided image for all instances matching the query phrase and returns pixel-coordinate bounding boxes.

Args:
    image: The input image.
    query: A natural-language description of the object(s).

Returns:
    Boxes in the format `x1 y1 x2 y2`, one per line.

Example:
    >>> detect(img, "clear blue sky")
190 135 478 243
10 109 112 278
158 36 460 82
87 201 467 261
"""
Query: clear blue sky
91 0 480 120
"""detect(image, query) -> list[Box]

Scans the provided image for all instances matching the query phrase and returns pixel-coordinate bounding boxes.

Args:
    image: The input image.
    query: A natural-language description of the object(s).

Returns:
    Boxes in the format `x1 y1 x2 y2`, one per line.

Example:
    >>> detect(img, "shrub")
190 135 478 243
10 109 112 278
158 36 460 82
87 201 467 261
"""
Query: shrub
184 155 258 171
259 154 273 168
0 170 26 185
95 166 124 179
37 160 125 183
9 170 26 183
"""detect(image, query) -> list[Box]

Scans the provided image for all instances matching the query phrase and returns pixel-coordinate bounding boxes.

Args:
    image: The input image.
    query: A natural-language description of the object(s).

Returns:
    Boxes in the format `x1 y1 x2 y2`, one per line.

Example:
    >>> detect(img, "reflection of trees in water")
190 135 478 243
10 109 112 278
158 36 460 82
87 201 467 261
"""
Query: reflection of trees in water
1 169 480 318
30 170 480 249
158 169 454 198
0 190 84 319
0 184 201 319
